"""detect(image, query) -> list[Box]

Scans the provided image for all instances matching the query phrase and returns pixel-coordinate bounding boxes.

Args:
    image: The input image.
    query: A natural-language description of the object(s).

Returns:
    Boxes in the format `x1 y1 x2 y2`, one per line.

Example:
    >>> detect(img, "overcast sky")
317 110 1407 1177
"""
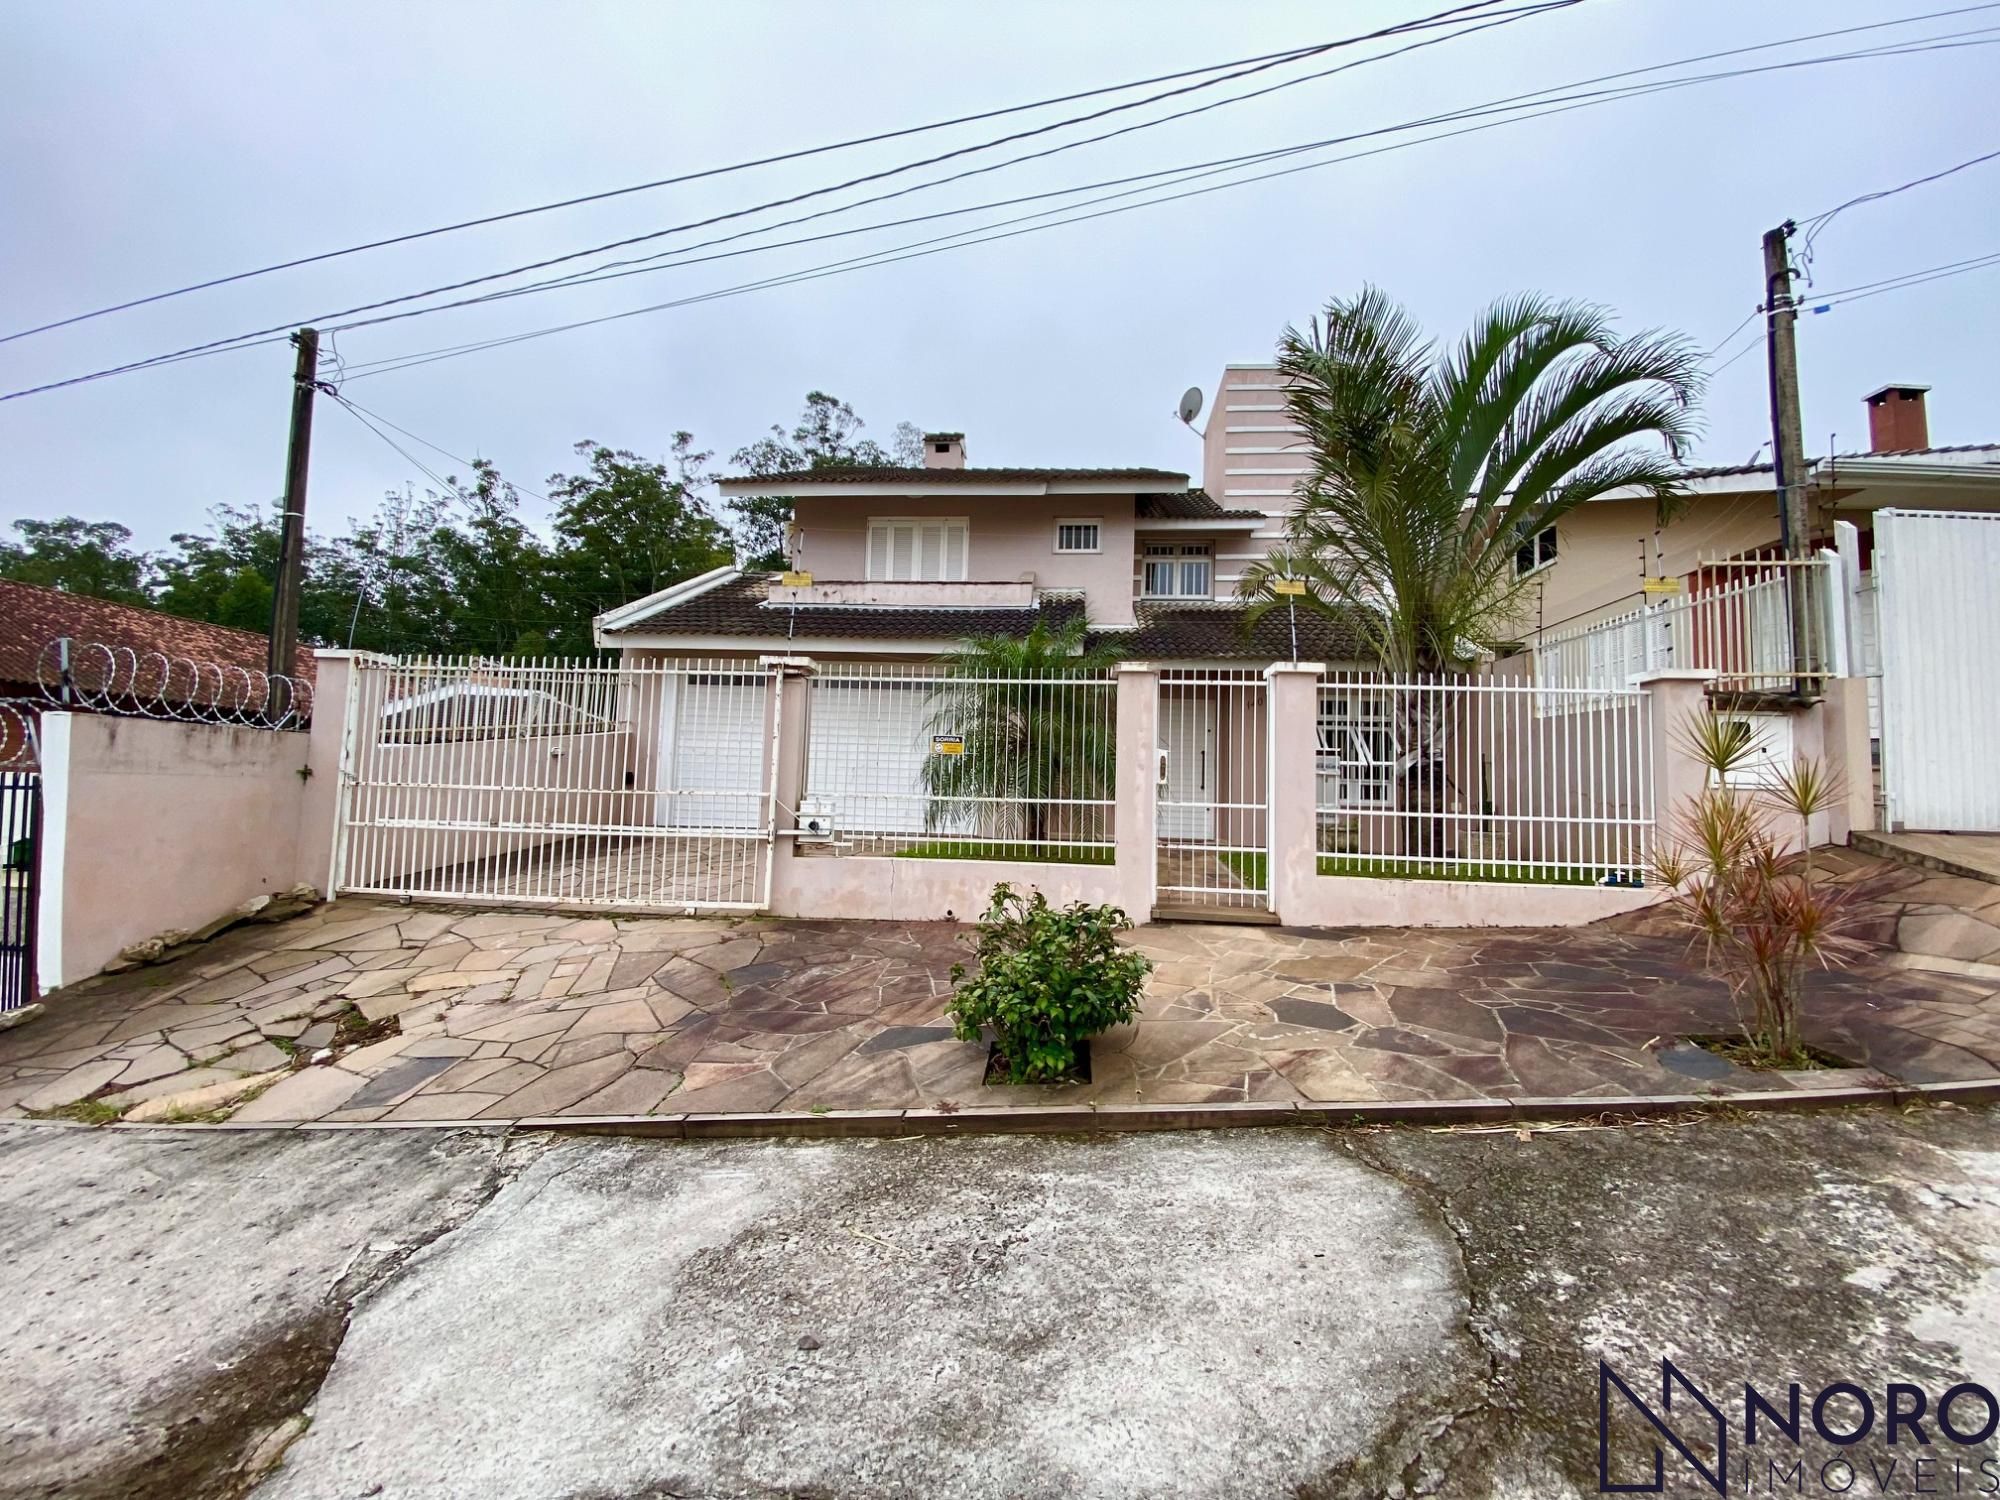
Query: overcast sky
2 0 1995 553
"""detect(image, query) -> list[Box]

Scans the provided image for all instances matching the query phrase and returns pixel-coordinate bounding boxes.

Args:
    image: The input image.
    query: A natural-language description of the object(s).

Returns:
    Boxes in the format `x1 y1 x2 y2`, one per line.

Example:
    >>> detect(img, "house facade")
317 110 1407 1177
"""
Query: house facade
592 429 1361 666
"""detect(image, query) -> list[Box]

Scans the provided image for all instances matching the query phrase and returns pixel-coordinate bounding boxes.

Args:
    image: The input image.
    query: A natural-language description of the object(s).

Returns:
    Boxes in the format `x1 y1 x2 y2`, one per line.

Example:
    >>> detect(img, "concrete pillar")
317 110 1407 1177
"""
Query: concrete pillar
33 712 73 995
763 657 815 916
1113 661 1159 921
292 650 386 898
1820 675 1875 839
1637 670 1716 858
1263 661 1326 926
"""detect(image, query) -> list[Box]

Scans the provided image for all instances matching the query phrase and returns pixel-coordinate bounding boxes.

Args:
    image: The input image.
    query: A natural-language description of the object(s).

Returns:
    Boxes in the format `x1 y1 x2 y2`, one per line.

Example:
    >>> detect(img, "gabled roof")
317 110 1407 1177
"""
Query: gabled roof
1136 489 1266 521
1100 601 1368 663
596 570 1087 644
0 578 314 693
717 465 1187 492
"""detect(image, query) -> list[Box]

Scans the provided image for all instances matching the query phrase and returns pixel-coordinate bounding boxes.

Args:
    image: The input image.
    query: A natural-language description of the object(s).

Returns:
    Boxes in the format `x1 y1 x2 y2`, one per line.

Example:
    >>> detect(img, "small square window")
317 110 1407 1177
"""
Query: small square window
1515 523 1558 577
1055 520 1101 554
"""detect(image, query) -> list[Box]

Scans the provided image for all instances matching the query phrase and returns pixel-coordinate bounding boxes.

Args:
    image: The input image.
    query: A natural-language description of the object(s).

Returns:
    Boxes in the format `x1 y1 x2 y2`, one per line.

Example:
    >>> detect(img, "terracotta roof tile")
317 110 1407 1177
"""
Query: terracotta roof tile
599 573 1086 642
0 579 314 698
718 465 1187 489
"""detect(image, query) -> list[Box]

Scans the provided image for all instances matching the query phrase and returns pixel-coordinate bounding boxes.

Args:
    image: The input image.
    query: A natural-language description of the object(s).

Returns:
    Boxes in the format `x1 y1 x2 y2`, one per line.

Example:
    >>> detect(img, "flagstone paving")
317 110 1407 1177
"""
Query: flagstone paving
2 847 1996 1123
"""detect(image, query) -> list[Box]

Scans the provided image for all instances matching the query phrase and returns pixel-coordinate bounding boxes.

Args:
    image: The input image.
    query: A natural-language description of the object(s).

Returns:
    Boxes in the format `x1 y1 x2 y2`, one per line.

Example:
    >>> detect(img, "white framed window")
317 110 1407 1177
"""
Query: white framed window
867 518 968 581
1316 691 1396 807
1142 541 1212 599
1054 519 1101 554
1515 523 1558 577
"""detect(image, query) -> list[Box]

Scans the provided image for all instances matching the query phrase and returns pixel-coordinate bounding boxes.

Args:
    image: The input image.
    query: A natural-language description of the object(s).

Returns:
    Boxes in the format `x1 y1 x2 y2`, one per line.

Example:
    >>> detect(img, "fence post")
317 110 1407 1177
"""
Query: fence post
763 657 815 917
33 713 71 995
1114 661 1159 922
293 651 377 898
1637 670 1715 858
1263 662 1326 925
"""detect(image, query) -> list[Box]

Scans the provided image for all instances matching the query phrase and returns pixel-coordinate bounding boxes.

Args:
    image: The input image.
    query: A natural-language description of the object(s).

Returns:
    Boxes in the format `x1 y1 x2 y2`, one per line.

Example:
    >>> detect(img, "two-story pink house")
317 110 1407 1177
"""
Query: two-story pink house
592 430 1362 665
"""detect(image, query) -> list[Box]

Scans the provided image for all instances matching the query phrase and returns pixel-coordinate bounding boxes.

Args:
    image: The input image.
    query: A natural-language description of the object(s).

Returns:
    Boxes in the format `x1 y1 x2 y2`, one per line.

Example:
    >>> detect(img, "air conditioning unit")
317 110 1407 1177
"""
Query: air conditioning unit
797 798 836 842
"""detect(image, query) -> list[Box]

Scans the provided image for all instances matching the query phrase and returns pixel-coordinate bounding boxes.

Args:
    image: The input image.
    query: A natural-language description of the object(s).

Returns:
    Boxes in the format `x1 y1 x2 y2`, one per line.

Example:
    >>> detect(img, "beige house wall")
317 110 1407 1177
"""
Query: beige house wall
1526 492 1787 637
789 494 1142 627
36 712 311 991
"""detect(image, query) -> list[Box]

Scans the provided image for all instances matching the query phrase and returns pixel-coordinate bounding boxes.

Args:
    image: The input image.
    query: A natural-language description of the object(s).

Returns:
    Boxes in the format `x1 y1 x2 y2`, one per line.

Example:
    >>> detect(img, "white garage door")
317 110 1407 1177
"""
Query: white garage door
806 678 932 835
661 675 770 829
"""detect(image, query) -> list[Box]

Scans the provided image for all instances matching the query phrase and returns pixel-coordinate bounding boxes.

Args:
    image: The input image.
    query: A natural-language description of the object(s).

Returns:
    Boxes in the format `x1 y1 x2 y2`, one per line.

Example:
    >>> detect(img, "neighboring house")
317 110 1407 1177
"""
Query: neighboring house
0 578 315 762
1518 385 2000 642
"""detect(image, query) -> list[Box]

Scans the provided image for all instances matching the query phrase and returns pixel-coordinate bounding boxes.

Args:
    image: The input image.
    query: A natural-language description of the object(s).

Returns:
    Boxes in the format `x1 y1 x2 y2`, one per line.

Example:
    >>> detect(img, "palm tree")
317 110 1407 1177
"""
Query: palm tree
1238 287 1703 852
920 616 1122 847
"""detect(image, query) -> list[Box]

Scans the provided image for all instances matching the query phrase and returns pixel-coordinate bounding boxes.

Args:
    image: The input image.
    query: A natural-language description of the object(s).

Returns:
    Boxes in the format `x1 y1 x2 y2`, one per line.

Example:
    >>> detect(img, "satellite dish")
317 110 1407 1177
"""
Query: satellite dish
1177 386 1204 426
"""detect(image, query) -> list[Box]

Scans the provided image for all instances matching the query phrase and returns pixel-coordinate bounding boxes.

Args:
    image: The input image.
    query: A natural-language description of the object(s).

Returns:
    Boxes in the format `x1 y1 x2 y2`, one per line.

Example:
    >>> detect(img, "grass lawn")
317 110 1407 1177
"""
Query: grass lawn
895 839 1114 866
1219 849 1609 889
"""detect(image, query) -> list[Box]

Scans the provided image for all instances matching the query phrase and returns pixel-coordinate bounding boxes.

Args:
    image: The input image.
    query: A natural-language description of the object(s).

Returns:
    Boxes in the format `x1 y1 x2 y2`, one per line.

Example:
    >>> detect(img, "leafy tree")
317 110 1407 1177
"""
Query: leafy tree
154 503 351 646
727 392 923 568
919 616 1122 846
1237 286 1702 852
545 437 734 655
0 517 151 603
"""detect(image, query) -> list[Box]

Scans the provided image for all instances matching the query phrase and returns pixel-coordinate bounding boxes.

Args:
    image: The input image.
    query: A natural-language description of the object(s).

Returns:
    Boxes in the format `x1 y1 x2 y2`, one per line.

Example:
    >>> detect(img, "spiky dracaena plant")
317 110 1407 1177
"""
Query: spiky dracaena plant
919 617 1122 845
1237 288 1703 852
1650 709 1864 1067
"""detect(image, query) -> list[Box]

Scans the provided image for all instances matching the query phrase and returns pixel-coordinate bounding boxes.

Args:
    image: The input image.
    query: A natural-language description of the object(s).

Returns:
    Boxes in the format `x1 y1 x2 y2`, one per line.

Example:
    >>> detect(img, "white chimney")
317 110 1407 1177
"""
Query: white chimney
922 431 966 469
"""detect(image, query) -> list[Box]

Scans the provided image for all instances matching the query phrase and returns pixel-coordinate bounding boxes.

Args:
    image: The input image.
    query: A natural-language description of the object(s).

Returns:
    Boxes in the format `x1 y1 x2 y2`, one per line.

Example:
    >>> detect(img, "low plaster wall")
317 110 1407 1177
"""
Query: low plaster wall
38 712 310 991
769 849 1134 923
1285 872 1660 929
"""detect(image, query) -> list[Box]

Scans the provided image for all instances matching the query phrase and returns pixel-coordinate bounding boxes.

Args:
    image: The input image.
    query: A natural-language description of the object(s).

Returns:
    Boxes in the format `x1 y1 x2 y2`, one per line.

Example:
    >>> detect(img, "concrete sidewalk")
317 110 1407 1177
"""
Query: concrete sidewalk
3 1106 1996 1499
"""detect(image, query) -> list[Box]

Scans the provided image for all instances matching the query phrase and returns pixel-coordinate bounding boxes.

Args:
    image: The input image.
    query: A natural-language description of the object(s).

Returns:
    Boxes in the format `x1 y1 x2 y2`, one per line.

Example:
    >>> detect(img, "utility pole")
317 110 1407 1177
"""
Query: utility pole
1762 224 1815 688
1762 224 1811 558
268 327 319 706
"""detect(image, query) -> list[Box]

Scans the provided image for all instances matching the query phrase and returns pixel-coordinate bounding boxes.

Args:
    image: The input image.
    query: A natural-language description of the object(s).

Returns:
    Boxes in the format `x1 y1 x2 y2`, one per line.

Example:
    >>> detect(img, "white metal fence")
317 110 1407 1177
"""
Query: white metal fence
1157 668 1268 909
337 656 776 910
1876 509 2000 831
1533 555 1840 698
800 662 1116 861
1316 671 1653 884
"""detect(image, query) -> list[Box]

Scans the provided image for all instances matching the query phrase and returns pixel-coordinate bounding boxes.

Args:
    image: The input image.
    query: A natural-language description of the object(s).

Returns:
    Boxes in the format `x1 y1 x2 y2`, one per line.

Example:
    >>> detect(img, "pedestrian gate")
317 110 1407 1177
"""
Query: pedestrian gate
334 657 778 911
1875 510 2000 831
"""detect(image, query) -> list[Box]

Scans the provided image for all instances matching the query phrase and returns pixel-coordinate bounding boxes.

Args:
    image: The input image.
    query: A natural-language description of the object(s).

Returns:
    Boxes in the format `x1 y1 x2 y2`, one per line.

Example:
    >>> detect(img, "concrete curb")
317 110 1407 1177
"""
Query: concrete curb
8 1075 1997 1140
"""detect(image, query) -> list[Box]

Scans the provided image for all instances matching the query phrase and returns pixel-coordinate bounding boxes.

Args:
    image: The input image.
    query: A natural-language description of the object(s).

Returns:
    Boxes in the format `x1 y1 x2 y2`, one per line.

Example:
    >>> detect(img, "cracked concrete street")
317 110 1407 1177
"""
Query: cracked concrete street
3 1108 1998 1499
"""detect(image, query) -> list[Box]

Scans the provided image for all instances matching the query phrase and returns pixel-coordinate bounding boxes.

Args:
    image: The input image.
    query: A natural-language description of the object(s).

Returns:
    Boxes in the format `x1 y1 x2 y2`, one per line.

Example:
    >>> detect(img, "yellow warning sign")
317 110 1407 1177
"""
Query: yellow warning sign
931 735 966 756
779 571 813 588
1642 577 1683 595
1272 578 1307 597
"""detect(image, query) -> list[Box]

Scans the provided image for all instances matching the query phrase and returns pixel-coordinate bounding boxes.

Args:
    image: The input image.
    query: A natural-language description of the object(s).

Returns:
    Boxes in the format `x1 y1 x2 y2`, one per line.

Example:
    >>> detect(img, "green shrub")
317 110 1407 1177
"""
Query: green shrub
946 883 1152 1083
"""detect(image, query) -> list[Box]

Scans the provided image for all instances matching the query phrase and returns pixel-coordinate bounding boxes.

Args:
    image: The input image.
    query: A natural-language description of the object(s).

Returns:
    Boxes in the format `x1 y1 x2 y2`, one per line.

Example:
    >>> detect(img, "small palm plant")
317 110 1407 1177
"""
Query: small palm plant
920 617 1121 847
1651 710 1864 1068
1238 287 1703 855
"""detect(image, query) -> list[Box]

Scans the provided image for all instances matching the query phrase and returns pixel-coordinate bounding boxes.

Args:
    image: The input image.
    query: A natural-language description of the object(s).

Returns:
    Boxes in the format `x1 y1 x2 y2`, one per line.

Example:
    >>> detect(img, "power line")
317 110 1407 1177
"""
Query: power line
0 0 1547 361
5 13 1994 401
1805 247 2000 308
327 392 554 504
0 33 1363 346
327 32 2000 382
1799 144 2000 251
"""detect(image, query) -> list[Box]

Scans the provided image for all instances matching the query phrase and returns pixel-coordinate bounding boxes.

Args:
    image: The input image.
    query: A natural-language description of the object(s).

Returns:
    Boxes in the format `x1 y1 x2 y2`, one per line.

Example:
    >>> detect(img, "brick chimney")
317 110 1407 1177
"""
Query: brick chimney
921 431 966 469
1864 384 1930 453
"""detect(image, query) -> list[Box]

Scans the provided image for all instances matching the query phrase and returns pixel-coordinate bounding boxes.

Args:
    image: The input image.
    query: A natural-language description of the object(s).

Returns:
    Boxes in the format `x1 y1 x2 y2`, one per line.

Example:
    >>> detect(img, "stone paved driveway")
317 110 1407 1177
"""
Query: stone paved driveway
2 848 1997 1124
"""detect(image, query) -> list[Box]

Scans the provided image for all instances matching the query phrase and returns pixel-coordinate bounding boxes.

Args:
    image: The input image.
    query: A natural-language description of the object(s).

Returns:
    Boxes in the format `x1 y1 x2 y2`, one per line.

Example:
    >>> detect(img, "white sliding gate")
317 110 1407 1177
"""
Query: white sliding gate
1875 510 2000 831
335 656 777 910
